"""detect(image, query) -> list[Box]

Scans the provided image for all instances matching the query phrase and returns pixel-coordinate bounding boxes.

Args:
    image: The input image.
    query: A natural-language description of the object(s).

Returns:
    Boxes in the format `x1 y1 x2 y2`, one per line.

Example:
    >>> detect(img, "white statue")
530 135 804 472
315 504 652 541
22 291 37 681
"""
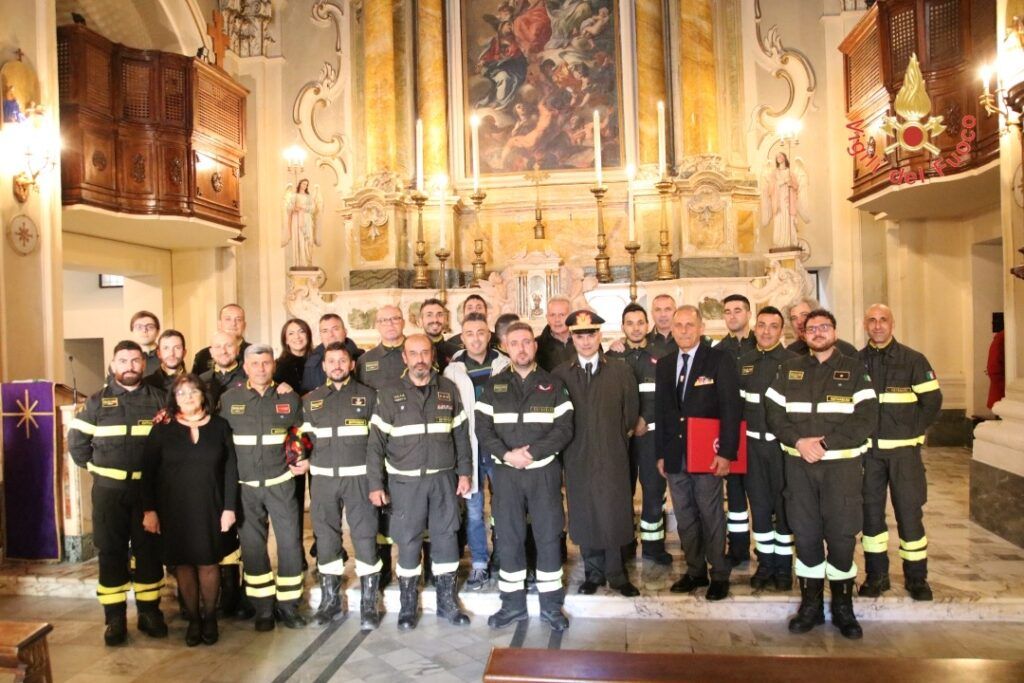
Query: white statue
282 178 323 268
760 151 809 250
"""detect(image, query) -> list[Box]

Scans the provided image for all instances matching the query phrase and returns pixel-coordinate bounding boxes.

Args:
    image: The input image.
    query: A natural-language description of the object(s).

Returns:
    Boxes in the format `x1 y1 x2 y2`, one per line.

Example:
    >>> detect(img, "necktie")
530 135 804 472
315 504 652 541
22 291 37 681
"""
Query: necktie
676 353 689 407
585 361 593 386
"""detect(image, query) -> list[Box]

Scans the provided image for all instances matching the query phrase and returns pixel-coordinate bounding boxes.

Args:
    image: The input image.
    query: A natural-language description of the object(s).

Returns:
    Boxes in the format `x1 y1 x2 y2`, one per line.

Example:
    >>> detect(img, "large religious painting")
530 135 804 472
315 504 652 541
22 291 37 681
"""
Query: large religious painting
460 0 622 174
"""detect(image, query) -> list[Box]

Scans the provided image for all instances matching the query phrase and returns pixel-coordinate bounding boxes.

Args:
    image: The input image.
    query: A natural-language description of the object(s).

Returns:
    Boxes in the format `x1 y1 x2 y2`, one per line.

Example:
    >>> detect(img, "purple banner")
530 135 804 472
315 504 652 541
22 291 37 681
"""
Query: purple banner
2 381 60 561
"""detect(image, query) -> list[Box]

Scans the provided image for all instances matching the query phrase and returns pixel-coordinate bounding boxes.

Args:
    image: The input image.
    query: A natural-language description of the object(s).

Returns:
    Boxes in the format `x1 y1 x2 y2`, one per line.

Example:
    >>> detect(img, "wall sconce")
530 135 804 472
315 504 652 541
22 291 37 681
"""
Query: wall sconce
283 143 306 183
776 117 803 144
7 115 58 203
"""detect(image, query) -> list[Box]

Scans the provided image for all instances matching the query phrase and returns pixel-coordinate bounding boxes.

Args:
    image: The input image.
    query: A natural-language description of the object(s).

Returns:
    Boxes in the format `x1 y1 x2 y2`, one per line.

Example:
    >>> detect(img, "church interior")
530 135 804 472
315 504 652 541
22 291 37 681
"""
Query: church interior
1 0 1024 680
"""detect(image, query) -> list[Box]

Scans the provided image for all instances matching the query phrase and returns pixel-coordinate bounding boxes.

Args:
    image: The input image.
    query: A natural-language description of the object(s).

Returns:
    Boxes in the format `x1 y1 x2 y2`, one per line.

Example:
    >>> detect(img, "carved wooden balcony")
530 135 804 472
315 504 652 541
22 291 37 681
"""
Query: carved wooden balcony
58 24 247 229
839 0 997 203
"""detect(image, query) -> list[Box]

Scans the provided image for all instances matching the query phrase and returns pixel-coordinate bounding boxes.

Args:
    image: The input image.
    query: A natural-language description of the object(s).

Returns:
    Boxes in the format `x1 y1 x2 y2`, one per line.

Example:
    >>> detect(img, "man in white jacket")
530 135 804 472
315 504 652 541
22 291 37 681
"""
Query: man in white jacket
443 313 510 589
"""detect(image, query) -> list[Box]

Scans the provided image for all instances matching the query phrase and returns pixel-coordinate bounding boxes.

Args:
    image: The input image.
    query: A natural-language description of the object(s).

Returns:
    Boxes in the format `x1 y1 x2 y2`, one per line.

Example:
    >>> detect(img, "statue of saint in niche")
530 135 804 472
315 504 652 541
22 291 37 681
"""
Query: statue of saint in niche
760 151 809 250
282 178 322 268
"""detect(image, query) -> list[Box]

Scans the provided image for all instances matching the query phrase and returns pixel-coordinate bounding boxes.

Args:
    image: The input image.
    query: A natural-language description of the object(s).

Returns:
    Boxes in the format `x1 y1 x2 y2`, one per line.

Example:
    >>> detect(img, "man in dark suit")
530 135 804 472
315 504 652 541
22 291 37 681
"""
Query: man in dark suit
655 305 742 601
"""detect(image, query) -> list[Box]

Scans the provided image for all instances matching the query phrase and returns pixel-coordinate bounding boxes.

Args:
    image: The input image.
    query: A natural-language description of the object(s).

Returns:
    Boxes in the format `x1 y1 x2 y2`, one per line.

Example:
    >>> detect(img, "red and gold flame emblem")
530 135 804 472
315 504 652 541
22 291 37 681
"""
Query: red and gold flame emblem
881 53 946 155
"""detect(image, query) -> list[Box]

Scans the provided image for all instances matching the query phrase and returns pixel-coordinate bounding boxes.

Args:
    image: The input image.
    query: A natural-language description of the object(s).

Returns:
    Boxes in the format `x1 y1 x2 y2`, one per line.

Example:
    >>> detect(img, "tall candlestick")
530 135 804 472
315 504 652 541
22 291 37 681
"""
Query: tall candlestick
593 109 603 186
438 175 448 249
470 114 480 193
626 164 636 242
415 119 424 192
657 100 667 179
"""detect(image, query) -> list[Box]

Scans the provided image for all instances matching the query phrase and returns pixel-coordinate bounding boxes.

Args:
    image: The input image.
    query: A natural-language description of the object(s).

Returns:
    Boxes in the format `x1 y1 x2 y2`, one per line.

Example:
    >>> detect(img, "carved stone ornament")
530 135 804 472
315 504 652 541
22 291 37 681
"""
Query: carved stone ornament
169 157 183 186
211 171 224 193
219 0 277 58
91 150 107 171
359 199 388 242
131 153 145 182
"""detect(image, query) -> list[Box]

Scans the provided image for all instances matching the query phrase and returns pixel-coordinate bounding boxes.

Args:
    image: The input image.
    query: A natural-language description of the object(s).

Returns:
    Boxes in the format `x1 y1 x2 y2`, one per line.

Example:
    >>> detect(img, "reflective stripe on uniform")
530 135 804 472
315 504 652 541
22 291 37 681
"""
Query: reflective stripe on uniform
786 402 812 413
826 562 858 581
862 531 889 553
310 464 368 477
87 462 142 481
432 560 459 575
646 422 655 431
318 558 346 575
355 558 383 577
475 402 494 416
816 402 854 414
873 435 925 449
498 568 526 593
753 531 775 554
492 413 518 424
899 535 927 562
311 426 334 438
795 558 826 579
396 564 423 578
742 391 761 404
234 433 290 446
69 418 96 434
94 425 128 437
727 510 749 533
370 414 393 434
240 471 295 487
745 430 776 441
245 571 274 585
451 411 467 429
246 584 276 598
912 379 940 393
852 388 876 404
535 568 563 593
220 548 242 565
96 581 131 605
553 402 572 418
385 461 452 477
522 412 555 423
134 578 164 602
638 382 656 393
277 574 303 587
879 392 918 404
130 425 152 437
337 425 369 437
765 387 787 407
781 443 868 460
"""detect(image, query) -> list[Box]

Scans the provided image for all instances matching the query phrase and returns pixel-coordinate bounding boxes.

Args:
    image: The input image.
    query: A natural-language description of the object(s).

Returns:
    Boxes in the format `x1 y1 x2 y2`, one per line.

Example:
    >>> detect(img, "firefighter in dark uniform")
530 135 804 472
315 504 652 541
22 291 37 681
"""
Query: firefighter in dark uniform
357 304 408 585
476 322 575 631
367 335 473 630
738 306 797 591
219 345 308 631
128 310 162 376
607 303 672 565
68 340 168 646
858 304 942 601
200 332 247 412
646 294 679 359
420 298 458 372
141 329 187 391
765 309 877 640
716 294 758 566
300 341 383 630
787 298 858 356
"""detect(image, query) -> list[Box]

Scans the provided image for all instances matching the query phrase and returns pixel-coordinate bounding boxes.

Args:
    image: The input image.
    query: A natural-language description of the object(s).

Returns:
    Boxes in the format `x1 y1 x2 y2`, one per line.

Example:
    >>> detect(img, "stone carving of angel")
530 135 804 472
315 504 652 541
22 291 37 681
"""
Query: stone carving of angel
282 178 322 268
760 151 809 250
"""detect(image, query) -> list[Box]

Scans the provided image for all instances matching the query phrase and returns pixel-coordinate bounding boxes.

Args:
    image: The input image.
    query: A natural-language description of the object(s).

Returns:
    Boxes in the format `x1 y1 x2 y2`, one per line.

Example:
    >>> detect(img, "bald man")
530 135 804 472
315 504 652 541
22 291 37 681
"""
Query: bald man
857 305 942 601
357 305 408 391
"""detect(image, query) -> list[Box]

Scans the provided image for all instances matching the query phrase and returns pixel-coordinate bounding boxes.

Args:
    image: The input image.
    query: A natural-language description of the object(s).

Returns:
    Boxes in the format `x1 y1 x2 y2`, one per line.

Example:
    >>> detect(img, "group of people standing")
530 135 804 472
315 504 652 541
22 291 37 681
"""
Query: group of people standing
67 290 940 647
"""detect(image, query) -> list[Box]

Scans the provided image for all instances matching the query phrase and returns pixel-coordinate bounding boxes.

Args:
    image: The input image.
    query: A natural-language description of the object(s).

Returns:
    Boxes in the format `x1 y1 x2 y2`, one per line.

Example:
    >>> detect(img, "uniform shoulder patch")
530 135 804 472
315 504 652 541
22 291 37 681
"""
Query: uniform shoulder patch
230 404 245 415
393 392 407 403
833 370 851 381
925 370 935 380
352 396 367 407
788 370 804 380
741 365 754 375
437 391 452 402
101 397 119 408
275 403 292 414
309 399 324 411
494 384 508 393
364 361 380 372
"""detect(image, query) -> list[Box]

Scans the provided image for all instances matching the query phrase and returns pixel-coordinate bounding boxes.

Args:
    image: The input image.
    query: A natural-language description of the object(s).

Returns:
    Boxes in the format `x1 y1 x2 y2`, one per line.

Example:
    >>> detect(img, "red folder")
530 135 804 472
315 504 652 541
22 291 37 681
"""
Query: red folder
686 417 747 474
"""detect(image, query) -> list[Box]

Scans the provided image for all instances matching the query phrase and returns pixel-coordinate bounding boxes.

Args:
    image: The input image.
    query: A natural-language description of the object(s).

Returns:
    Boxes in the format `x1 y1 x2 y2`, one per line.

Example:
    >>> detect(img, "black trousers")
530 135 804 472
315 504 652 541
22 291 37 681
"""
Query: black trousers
389 471 460 577
784 457 863 580
629 431 667 550
581 546 630 587
745 438 792 569
725 473 750 560
92 482 164 609
666 470 731 581
862 447 928 579
310 474 379 576
493 462 565 609
239 480 304 610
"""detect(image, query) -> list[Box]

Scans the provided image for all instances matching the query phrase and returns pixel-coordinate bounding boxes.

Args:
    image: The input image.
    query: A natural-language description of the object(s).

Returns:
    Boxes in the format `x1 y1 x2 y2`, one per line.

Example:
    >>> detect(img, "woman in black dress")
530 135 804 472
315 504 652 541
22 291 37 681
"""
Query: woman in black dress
273 318 313 393
143 374 238 646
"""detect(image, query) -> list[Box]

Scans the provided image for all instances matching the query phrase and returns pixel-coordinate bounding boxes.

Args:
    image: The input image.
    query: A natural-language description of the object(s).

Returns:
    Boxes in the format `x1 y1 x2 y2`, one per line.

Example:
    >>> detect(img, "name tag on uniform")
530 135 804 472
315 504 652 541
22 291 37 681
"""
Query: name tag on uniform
741 365 754 375
833 371 851 381
276 403 292 414
434 416 452 423
352 397 367 407
102 397 119 408
826 395 853 403
437 391 452 402
393 392 406 403
231 404 245 415
494 384 508 393
271 427 287 435
886 386 912 393
694 376 715 387
365 361 379 372
788 370 805 380
137 419 153 426
310 400 324 411
436 404 452 411
530 406 554 413
345 418 368 426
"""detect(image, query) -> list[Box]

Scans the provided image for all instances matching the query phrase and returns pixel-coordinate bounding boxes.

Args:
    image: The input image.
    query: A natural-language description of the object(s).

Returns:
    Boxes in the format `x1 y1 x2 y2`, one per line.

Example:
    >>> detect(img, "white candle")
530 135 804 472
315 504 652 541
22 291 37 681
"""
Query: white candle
593 109 602 186
980 65 992 96
415 119 424 192
438 176 448 249
657 100 667 179
470 114 480 193
626 164 636 242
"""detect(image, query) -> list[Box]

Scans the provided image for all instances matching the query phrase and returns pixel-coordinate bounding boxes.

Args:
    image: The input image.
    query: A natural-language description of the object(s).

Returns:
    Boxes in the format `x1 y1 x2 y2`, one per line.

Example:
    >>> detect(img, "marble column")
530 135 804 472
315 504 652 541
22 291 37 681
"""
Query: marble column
678 0 719 155
416 0 449 181
363 0 398 174
636 0 668 168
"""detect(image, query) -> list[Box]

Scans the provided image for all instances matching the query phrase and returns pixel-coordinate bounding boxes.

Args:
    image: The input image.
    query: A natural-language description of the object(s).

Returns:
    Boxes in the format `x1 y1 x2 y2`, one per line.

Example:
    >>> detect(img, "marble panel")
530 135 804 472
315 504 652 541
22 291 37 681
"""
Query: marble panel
971 459 1024 549
677 257 740 278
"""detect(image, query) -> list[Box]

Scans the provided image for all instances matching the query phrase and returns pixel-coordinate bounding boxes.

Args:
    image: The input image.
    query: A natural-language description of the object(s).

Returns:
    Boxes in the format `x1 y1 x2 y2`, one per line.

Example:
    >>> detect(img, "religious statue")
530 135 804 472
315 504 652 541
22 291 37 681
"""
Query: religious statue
760 151 809 250
282 178 322 269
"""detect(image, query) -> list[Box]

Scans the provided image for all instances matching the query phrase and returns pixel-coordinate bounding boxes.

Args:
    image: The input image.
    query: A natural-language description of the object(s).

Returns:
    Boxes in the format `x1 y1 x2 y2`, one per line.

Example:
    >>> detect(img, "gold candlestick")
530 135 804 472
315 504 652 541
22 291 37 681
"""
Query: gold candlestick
655 178 675 280
590 185 612 283
411 190 429 288
435 247 451 305
625 240 640 302
470 190 488 286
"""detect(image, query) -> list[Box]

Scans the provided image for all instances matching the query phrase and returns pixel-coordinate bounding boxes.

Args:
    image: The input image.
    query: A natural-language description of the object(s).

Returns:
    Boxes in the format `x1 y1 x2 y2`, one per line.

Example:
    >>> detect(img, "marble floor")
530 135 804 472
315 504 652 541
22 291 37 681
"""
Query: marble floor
4 594 1024 683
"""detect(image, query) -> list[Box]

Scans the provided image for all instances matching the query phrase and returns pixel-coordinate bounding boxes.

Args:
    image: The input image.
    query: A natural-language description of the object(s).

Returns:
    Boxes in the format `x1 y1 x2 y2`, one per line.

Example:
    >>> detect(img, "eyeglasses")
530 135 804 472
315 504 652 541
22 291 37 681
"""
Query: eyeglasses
133 323 158 331
805 323 834 334
175 389 202 398
376 316 403 325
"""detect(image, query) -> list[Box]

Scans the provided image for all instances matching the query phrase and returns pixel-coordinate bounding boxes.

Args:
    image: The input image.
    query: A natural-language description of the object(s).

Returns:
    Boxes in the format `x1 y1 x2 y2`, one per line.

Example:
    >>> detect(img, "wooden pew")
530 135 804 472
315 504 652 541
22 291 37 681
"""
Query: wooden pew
0 622 53 683
484 648 1024 683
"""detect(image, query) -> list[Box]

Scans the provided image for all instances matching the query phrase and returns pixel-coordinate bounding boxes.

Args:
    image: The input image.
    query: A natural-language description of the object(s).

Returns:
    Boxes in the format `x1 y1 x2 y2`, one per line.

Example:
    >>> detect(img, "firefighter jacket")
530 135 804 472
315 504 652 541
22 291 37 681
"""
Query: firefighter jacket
765 350 877 460
142 366 185 393
857 338 942 449
68 382 167 483
646 329 678 359
366 373 472 491
299 377 377 475
737 343 798 440
607 342 658 427
200 363 246 412
474 365 574 470
219 382 302 485
356 342 407 391
715 331 757 363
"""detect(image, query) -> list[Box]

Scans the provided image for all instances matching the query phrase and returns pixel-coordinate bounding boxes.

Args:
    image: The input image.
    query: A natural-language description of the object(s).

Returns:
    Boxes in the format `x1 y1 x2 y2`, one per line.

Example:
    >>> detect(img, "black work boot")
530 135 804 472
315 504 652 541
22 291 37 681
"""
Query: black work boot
858 573 891 598
641 540 674 566
750 561 774 590
539 593 569 632
905 576 933 601
435 572 470 626
103 603 128 646
137 601 168 638
830 579 863 640
398 576 420 630
488 591 528 629
360 573 381 631
314 574 344 625
218 565 241 617
254 600 275 632
788 577 825 634
275 602 308 629
378 545 393 589
772 555 793 592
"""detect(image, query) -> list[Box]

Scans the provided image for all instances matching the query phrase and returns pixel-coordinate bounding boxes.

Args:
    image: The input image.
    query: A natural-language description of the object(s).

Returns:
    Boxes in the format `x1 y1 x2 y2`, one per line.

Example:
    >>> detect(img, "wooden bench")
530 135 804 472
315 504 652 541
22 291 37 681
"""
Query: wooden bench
484 648 1024 683
0 622 53 683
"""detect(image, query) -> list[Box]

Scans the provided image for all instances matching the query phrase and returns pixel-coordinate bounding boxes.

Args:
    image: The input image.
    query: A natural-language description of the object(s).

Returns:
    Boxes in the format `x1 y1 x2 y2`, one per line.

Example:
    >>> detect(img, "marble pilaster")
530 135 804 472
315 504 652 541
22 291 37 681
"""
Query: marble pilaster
362 0 398 174
678 0 719 155
416 0 449 181
636 0 669 168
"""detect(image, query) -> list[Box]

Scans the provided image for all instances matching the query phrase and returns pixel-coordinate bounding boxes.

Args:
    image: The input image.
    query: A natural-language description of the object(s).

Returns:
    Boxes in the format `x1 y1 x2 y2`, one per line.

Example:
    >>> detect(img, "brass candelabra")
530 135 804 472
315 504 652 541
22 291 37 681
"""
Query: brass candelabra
470 189 488 286
655 178 675 280
435 246 451 306
411 190 429 288
625 240 640 302
590 185 612 283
